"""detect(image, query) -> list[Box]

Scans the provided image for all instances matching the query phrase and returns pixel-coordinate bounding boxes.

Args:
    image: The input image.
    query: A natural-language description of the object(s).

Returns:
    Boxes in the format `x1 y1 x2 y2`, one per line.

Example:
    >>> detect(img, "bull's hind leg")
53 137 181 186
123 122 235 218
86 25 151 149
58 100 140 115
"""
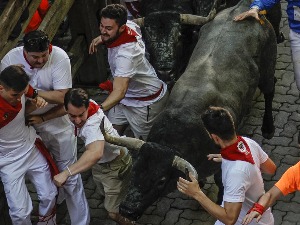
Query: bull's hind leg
266 3 285 44
261 78 276 139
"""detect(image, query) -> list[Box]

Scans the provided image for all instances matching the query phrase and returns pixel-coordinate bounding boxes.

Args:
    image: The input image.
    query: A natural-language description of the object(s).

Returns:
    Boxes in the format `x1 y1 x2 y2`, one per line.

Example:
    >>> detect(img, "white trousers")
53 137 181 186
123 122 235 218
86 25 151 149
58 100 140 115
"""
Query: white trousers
0 145 57 225
290 29 300 91
108 91 169 140
39 128 90 225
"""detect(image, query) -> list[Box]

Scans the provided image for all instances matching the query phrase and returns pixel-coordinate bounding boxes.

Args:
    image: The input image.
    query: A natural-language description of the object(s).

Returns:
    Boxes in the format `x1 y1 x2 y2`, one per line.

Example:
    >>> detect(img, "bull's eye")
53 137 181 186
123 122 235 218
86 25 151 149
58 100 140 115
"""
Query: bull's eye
157 177 167 190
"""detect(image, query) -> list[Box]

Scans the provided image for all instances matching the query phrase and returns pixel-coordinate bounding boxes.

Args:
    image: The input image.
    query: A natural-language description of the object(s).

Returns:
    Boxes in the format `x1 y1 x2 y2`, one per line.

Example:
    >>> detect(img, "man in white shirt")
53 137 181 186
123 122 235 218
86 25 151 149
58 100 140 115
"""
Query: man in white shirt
0 65 57 225
177 106 277 225
89 4 168 141
0 30 90 225
53 88 134 225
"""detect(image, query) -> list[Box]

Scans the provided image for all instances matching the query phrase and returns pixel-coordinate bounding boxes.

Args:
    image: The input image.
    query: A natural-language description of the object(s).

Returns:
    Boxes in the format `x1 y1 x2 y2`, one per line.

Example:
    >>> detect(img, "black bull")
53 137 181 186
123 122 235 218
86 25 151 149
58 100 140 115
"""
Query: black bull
139 0 230 84
139 0 281 85
104 0 277 221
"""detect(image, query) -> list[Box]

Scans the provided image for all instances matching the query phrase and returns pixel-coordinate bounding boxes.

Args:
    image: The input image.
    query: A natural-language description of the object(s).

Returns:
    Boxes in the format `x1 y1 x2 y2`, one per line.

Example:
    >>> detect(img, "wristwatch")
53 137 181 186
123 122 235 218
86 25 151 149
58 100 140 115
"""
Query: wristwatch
32 89 39 99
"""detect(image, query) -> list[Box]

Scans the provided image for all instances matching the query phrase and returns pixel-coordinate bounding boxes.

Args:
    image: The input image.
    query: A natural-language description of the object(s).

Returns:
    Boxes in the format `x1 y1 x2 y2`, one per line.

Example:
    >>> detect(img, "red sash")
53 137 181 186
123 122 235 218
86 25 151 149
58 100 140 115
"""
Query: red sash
221 136 255 164
132 85 163 101
0 95 22 129
106 26 137 48
35 138 59 178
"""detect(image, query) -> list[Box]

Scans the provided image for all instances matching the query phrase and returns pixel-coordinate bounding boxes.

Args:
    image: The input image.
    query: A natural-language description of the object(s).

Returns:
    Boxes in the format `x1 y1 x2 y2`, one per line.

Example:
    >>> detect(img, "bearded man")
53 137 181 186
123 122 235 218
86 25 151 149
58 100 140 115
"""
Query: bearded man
89 4 168 141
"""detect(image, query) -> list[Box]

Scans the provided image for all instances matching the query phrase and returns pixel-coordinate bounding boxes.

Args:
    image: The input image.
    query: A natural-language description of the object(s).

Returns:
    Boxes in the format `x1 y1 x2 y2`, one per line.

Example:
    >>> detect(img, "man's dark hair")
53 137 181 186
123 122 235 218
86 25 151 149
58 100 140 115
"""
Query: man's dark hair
23 30 50 52
0 65 30 92
100 4 127 26
64 88 90 110
201 106 236 141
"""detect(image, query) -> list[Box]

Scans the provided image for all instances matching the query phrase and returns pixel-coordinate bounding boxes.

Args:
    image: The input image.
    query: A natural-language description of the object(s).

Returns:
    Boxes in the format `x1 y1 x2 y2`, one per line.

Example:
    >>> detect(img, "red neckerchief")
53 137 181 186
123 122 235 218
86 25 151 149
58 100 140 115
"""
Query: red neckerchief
74 101 100 137
221 136 255 164
0 95 22 129
106 26 137 48
88 101 100 118
23 44 53 69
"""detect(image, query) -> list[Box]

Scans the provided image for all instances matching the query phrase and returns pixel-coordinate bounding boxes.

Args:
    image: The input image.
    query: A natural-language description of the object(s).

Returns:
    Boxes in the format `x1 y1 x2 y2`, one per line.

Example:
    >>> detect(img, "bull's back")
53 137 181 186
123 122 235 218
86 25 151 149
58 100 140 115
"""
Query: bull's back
148 0 276 179
171 0 275 123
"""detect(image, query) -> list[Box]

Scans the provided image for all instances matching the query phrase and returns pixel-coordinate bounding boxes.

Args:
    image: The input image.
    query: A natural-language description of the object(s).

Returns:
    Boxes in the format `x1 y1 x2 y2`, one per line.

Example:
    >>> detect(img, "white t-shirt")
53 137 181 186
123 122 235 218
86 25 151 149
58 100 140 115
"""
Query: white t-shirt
215 137 274 225
107 21 167 107
76 100 121 163
0 96 37 167
1 46 72 134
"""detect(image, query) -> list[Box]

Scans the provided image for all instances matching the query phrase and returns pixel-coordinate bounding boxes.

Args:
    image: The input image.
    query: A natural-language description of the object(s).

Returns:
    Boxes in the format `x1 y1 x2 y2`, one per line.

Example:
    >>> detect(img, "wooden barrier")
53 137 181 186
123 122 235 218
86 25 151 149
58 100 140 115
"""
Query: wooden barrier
0 0 41 59
0 0 112 86
39 0 75 41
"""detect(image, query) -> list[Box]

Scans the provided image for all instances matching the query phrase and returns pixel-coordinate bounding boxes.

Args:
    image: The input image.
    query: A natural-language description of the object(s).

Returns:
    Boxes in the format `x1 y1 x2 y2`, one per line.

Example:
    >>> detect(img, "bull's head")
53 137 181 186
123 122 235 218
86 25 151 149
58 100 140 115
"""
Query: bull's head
133 1 218 88
101 129 198 221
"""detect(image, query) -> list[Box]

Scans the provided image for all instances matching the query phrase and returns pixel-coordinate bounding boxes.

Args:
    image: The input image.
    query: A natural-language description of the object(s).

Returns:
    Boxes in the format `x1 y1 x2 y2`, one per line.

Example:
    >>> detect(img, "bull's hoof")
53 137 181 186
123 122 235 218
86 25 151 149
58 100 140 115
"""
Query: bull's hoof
261 126 275 139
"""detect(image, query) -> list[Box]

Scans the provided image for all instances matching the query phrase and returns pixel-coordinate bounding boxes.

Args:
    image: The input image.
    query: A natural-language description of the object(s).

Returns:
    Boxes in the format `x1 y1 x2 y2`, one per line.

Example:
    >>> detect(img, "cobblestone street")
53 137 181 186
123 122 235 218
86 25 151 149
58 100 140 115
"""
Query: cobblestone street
1 1 299 225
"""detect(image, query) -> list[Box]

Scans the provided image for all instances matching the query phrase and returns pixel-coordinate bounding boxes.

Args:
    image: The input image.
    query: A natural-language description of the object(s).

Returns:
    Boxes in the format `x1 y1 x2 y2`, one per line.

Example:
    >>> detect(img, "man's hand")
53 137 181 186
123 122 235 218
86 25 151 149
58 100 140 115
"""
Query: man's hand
53 170 69 187
242 211 262 225
25 96 48 125
29 96 48 108
234 8 260 22
89 36 103 54
207 154 222 162
26 115 44 125
177 172 202 199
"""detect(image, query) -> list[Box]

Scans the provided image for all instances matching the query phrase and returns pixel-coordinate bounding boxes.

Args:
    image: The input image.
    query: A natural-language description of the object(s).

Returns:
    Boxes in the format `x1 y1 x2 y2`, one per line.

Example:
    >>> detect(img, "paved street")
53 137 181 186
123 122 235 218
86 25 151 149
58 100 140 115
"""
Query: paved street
26 1 300 225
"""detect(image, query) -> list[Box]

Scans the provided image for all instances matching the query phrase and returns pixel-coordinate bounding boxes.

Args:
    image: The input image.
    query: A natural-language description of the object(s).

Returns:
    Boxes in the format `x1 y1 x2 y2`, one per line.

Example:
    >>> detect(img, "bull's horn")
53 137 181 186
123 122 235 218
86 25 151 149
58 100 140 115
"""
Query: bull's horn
180 8 216 25
132 17 144 27
172 155 198 180
100 118 145 151
104 133 145 151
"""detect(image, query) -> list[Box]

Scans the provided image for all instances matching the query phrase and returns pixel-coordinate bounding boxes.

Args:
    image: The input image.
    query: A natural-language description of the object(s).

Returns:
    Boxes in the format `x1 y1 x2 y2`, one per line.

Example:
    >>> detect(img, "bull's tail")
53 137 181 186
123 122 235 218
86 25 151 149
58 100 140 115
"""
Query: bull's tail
261 77 276 139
